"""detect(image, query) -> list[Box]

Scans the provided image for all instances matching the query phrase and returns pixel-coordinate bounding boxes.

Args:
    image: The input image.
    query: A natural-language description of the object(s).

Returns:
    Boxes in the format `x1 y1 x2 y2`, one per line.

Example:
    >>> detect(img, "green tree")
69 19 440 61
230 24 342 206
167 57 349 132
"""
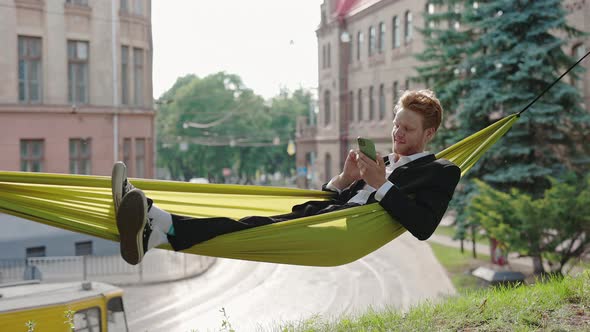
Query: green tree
460 0 588 194
416 0 478 150
467 175 590 275
156 73 312 184
417 0 589 246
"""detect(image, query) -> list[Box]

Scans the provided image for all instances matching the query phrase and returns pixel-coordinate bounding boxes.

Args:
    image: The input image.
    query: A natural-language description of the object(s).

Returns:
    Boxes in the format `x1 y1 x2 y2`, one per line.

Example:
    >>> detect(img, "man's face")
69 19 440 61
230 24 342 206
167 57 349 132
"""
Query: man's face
391 108 435 156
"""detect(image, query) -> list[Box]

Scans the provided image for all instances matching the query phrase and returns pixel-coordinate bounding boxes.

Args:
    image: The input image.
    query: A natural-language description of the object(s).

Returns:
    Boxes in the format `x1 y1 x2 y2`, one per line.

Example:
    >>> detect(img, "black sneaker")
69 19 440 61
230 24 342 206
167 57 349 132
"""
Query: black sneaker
116 189 152 265
111 162 135 214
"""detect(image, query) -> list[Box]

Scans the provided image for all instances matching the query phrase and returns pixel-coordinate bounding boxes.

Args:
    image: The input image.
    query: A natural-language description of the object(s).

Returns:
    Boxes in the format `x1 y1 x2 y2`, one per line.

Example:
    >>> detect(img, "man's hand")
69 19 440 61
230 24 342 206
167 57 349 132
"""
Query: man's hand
331 149 362 190
357 152 387 189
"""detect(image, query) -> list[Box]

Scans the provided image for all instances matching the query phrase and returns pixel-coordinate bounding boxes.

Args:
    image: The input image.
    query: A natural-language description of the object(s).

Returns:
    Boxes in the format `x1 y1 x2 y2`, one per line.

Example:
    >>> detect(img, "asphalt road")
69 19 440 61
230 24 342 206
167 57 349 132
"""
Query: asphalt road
123 232 455 332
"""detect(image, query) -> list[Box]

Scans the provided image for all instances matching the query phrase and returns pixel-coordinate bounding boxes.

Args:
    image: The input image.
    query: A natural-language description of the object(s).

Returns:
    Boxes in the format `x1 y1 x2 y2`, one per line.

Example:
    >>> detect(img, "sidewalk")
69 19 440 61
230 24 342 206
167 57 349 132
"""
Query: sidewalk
427 234 534 270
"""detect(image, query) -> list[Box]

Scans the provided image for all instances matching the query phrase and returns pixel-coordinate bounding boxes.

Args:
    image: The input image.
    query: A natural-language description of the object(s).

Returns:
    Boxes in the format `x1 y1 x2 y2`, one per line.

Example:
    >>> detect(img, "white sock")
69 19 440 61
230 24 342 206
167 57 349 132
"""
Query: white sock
148 204 173 234
146 228 168 251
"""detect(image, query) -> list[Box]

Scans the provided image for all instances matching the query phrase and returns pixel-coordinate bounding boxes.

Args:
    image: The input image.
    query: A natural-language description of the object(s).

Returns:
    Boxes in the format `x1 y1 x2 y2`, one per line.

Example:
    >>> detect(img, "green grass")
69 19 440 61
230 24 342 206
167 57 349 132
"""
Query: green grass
274 271 590 332
435 225 491 247
429 242 490 291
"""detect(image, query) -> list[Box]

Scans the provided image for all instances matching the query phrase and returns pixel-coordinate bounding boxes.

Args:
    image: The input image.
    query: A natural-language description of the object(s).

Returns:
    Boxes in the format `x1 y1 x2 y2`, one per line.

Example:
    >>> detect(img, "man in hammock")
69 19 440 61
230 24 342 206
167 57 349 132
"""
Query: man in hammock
113 89 461 265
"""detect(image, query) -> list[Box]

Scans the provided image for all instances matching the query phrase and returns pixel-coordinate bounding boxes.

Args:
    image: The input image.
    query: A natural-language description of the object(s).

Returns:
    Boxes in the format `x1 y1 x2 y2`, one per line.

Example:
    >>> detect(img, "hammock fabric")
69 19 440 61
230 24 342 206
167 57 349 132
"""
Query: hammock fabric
0 115 519 266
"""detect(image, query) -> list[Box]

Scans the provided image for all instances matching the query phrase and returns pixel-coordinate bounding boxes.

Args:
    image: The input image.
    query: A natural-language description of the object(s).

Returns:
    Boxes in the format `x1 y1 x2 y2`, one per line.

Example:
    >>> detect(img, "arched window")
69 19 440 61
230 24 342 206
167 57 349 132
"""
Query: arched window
379 84 385 120
378 22 386 53
392 16 400 48
357 31 363 60
393 81 399 106
325 153 332 181
349 90 354 122
426 2 436 29
369 86 375 120
368 26 376 56
324 90 331 126
573 43 586 93
404 11 413 43
357 88 363 121
327 43 331 67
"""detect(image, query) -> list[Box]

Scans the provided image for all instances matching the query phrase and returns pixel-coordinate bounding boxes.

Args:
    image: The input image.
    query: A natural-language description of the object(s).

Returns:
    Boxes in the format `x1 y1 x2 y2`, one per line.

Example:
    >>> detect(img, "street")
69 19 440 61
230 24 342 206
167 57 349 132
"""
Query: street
123 232 455 332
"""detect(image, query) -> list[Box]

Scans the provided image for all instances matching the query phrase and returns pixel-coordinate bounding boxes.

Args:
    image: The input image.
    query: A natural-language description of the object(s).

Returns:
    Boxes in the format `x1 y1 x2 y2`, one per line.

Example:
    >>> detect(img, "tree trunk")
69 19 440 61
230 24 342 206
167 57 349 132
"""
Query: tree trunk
471 226 477 258
532 255 545 275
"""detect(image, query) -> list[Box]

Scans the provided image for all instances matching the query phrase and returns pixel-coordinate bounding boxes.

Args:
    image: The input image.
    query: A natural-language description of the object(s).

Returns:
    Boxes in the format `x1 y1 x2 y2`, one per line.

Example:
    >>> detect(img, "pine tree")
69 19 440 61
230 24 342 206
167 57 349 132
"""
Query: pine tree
460 0 589 195
415 0 480 151
417 0 590 244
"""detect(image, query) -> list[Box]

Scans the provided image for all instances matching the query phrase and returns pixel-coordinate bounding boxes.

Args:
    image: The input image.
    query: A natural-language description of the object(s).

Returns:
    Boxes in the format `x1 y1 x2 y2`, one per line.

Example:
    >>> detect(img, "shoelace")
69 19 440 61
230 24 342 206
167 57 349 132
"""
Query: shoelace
123 179 135 193
142 217 154 251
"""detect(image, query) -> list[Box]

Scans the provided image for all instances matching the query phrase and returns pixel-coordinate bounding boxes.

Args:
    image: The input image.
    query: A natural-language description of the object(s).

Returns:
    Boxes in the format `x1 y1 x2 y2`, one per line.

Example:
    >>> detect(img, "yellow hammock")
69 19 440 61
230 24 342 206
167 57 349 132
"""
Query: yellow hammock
0 115 519 266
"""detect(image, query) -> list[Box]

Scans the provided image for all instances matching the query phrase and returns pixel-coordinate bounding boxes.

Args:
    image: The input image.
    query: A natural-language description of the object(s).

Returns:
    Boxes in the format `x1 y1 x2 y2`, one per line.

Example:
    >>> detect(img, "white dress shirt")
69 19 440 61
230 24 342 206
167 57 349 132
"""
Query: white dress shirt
326 151 431 204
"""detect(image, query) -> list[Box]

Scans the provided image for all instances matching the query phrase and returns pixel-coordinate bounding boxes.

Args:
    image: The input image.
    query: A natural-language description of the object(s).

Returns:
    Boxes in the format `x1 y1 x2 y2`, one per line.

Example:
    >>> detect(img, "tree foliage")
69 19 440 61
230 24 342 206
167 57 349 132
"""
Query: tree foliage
156 72 311 183
467 175 590 275
416 0 590 244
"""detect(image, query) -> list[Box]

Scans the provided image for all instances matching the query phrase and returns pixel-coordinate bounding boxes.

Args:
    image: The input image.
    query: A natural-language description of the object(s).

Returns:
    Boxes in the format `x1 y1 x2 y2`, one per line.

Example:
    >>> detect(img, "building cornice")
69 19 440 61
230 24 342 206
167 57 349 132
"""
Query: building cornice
0 104 155 116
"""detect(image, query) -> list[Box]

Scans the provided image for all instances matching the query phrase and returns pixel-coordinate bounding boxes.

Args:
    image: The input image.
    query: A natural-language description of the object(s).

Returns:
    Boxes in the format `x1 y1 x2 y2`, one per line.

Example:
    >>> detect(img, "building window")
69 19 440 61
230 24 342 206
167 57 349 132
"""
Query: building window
357 88 363 121
368 26 376 56
26 246 46 258
349 91 354 122
404 11 413 43
378 22 385 53
73 308 101 331
134 0 143 15
123 138 132 175
405 78 410 91
121 46 129 105
324 90 331 126
66 0 89 5
20 139 44 172
426 3 436 29
379 84 385 120
392 16 400 48
67 40 89 104
18 36 42 103
573 44 586 93
75 241 93 256
393 81 399 109
120 0 128 12
133 48 144 106
357 31 363 60
135 138 146 178
69 138 91 175
325 153 332 181
328 43 332 68
322 45 326 69
349 34 354 63
369 86 374 120
449 4 461 30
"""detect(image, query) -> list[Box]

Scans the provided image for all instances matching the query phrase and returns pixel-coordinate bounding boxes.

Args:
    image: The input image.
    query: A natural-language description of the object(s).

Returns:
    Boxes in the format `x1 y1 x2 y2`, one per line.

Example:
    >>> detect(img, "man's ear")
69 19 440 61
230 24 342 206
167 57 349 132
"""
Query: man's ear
425 127 436 141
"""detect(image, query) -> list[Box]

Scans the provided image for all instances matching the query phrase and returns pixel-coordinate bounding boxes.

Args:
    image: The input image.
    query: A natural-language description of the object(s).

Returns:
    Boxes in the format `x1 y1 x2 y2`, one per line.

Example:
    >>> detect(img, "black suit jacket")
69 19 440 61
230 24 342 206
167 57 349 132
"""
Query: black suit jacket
318 154 461 241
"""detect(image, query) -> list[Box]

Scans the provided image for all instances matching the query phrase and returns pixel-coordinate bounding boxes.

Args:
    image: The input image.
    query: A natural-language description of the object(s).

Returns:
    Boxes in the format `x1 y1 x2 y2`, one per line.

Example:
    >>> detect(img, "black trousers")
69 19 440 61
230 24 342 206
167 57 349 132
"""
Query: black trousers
166 201 361 251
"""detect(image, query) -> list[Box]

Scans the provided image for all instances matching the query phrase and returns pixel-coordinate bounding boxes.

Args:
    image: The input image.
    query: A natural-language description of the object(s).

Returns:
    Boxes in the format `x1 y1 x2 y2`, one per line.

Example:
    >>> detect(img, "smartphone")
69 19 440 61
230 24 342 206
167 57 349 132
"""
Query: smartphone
357 137 376 161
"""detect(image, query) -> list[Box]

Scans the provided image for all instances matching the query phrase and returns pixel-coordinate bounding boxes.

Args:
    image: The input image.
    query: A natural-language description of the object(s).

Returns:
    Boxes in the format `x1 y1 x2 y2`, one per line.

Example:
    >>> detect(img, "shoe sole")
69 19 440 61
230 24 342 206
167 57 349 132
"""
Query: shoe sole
111 162 126 213
116 190 147 265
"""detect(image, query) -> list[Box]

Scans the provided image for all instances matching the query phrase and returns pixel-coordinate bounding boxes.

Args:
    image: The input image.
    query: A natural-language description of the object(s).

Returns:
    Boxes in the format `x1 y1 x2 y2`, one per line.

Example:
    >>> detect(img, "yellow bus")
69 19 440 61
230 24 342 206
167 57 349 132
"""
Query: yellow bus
0 280 128 331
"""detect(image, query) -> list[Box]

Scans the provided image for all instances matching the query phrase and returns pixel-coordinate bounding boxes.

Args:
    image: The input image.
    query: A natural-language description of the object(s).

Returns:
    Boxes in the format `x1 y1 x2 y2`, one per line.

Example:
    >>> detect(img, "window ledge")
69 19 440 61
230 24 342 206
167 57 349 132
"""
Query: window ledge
64 3 92 17
119 11 148 24
15 0 44 11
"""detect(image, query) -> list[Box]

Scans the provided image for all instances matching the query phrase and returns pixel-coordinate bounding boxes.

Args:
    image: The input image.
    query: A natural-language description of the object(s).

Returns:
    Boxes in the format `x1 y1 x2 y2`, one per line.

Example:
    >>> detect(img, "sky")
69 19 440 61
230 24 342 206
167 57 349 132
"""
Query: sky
152 0 324 100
